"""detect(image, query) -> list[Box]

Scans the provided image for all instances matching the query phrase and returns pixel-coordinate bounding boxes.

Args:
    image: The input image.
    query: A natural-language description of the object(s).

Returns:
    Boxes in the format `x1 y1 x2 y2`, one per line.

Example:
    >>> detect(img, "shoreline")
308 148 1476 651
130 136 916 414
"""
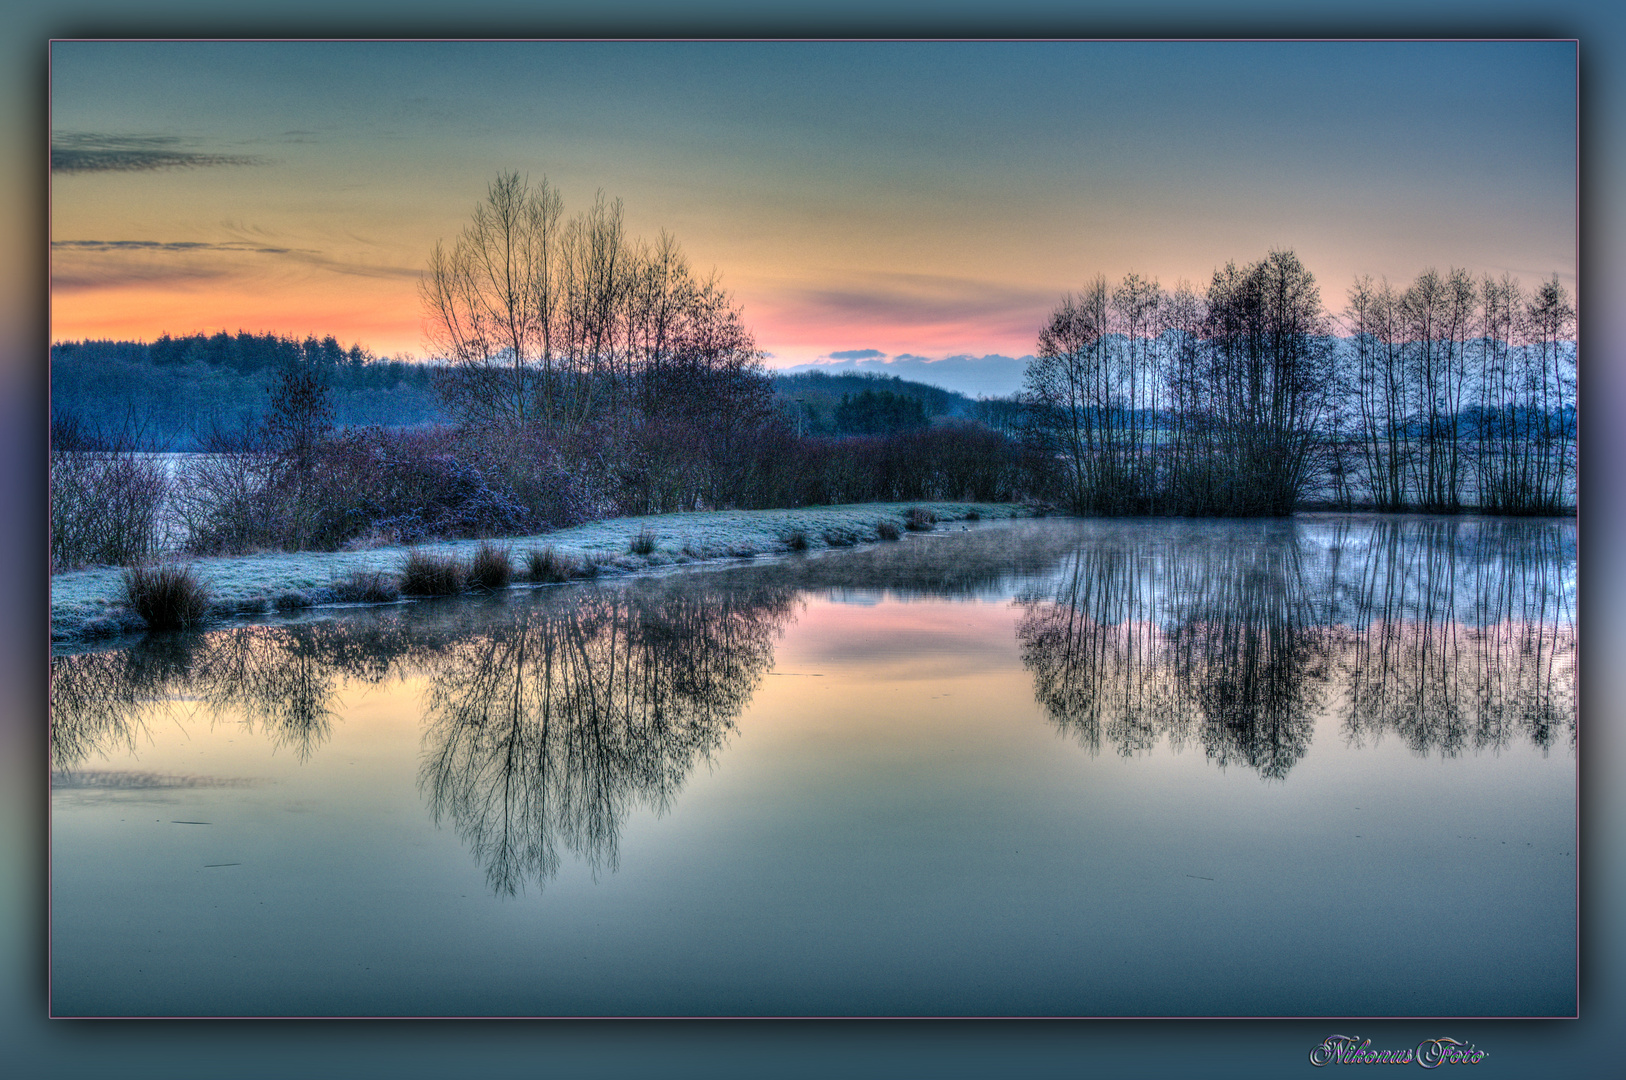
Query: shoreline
50 502 1030 644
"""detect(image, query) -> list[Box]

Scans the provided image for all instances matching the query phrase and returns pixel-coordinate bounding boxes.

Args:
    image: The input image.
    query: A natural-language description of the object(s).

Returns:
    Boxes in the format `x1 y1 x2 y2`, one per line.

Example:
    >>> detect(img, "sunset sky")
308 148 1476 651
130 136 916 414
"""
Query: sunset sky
49 40 1576 378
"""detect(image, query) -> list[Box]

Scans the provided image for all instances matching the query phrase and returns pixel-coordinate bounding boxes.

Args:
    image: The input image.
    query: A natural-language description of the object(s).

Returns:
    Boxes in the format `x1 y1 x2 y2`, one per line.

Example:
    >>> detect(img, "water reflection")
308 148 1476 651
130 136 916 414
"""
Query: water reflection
1334 518 1575 757
51 516 1575 895
1018 517 1574 779
1019 524 1327 779
419 581 797 895
51 621 426 768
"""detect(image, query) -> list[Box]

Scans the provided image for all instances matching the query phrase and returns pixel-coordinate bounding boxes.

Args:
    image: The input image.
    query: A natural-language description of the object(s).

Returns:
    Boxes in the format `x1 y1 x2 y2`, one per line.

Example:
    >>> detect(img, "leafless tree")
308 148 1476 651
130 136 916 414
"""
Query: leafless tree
421 172 563 431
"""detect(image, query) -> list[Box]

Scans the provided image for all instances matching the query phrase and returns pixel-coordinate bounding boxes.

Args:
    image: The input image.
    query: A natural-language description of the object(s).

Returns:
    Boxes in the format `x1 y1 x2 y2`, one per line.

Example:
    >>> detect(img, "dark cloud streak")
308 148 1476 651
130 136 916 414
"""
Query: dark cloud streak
51 235 422 290
53 240 293 255
51 132 265 173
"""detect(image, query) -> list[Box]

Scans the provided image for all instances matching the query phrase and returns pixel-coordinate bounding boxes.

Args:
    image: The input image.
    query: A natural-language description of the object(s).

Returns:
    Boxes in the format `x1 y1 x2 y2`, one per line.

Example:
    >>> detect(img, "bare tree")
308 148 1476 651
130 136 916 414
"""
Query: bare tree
1524 276 1576 511
421 172 563 431
1202 251 1333 515
1026 279 1111 513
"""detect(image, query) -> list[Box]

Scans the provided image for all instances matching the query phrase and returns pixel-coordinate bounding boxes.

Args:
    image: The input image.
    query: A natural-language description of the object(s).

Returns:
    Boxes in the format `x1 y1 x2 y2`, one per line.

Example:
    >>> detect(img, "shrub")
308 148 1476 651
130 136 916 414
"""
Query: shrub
904 507 936 531
629 527 657 555
524 546 574 583
466 541 513 590
170 423 289 556
121 563 212 632
783 528 809 551
333 570 401 603
400 549 466 596
51 416 172 571
877 520 901 541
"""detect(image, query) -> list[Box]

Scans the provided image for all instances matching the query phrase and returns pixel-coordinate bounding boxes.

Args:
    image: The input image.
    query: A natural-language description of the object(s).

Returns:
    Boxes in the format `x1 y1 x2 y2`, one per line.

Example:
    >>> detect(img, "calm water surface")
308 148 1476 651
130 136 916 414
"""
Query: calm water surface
50 516 1576 1016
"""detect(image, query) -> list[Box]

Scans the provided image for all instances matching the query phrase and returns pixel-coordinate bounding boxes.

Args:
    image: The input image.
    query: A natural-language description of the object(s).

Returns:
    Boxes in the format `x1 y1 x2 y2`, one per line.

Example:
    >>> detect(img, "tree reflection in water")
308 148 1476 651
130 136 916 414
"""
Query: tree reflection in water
1018 517 1574 780
418 580 798 895
1335 517 1575 757
50 619 428 770
1019 523 1324 780
51 515 1574 893
51 581 798 896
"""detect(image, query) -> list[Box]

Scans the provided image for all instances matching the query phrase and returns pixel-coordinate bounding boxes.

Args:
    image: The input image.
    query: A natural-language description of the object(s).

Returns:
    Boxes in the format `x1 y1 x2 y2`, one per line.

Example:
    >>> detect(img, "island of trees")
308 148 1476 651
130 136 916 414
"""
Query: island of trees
49 171 1575 573
1025 252 1574 518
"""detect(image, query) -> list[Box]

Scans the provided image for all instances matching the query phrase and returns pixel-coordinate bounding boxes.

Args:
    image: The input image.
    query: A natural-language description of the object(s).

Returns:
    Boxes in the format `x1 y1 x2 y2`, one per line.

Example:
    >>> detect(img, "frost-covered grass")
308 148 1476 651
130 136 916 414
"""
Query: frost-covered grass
51 501 1027 642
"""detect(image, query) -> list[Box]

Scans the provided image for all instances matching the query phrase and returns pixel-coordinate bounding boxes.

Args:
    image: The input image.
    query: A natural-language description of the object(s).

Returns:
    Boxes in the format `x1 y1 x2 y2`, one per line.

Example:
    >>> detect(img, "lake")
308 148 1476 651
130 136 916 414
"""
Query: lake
49 515 1576 1017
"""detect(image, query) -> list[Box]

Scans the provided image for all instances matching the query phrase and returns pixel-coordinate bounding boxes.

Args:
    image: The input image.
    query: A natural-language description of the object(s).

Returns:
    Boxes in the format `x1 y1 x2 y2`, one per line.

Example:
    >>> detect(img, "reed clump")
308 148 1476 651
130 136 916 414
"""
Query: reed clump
524 546 575 583
822 528 856 547
333 569 401 603
629 527 658 555
121 562 213 632
466 541 513 590
904 507 936 531
400 549 467 596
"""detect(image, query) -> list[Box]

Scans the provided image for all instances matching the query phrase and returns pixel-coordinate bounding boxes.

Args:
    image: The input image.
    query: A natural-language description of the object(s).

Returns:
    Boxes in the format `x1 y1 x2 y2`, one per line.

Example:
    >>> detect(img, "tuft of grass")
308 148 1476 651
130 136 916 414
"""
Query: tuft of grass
822 528 856 547
121 563 213 632
965 508 981 521
783 528 809 551
467 541 513 590
400 549 467 596
273 590 314 611
333 570 401 603
629 527 657 555
876 520 901 541
904 507 937 531
525 546 574 583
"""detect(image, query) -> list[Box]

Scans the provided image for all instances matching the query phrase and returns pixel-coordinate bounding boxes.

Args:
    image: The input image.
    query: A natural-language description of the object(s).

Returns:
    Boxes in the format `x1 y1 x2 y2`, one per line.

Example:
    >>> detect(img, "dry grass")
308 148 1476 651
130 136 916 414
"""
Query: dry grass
877 520 901 541
628 527 657 555
121 563 213 632
333 570 401 603
904 507 937 531
400 549 467 596
822 528 856 547
466 541 513 590
782 528 809 551
524 546 575 583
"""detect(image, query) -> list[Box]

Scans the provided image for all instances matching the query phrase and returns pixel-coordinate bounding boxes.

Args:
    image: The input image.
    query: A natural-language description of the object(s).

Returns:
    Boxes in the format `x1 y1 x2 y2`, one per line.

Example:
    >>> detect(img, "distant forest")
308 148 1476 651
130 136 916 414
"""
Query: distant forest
49 334 993 449
50 332 443 449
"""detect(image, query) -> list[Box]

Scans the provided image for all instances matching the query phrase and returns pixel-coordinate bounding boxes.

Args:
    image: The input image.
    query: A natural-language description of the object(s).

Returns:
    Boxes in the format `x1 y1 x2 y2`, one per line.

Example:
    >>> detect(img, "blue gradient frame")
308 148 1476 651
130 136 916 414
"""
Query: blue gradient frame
9 5 1618 1078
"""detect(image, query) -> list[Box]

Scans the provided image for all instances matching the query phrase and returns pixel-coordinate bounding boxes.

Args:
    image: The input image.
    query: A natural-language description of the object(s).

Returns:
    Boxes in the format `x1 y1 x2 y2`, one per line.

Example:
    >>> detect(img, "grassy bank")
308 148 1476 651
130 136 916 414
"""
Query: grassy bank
51 502 1028 643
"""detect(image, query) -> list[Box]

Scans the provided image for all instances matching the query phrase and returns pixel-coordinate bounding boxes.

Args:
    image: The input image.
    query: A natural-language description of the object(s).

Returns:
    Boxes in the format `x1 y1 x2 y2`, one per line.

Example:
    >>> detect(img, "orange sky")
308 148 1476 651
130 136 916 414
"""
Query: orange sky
50 41 1577 370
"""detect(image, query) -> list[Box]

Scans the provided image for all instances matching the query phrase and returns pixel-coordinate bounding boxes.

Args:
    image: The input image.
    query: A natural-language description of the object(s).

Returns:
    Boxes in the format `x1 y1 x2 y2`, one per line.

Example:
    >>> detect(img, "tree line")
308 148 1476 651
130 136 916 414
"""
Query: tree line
49 177 1576 572
1025 251 1575 516
50 332 443 449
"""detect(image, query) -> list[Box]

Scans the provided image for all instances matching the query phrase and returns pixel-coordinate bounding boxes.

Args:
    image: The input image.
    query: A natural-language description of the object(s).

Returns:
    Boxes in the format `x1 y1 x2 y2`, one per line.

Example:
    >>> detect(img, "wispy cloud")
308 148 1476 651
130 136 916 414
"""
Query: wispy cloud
53 239 293 255
827 348 886 360
51 132 265 173
786 271 1055 338
51 236 422 292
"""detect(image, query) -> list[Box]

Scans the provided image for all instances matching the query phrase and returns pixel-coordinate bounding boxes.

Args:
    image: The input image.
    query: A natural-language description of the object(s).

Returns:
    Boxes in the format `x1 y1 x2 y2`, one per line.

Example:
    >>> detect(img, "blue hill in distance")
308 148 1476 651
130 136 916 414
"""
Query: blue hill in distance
777 353 1031 399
